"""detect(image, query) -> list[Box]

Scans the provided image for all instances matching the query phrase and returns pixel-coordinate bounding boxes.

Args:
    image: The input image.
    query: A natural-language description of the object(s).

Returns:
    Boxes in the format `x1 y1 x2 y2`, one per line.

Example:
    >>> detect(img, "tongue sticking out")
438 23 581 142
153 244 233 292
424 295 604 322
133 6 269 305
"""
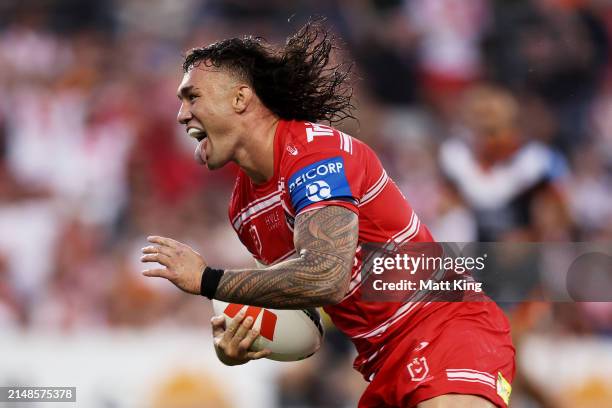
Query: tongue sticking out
194 138 208 165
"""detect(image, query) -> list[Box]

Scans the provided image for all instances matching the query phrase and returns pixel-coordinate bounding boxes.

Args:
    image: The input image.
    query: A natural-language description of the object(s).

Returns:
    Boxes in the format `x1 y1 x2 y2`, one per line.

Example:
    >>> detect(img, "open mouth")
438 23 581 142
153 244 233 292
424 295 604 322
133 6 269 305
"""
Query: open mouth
188 127 209 165
187 127 208 142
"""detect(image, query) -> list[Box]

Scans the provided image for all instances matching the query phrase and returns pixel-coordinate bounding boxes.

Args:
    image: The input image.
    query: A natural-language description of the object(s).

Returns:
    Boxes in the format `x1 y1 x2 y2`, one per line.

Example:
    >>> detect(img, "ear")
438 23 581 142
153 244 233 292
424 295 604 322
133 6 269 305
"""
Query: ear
232 85 253 114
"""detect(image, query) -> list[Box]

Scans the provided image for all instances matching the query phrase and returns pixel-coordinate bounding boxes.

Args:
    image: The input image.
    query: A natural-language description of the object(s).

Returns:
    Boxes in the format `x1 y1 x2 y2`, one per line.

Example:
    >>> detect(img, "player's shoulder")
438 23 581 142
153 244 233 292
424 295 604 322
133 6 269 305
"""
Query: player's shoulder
280 120 369 166
278 121 357 213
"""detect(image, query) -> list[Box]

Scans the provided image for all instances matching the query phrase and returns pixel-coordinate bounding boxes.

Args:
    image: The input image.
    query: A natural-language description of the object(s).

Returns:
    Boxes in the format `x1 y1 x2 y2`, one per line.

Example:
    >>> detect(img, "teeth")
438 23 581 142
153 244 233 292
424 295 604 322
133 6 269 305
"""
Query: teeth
187 128 205 138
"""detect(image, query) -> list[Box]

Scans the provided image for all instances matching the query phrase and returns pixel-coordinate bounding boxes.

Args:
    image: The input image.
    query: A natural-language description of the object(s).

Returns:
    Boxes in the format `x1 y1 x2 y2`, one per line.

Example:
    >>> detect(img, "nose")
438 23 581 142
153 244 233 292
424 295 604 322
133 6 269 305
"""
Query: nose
177 102 192 125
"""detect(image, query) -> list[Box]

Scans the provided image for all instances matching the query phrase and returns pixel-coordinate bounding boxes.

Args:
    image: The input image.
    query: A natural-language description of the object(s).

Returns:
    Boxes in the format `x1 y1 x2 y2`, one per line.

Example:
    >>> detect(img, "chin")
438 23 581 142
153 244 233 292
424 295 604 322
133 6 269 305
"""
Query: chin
206 159 228 170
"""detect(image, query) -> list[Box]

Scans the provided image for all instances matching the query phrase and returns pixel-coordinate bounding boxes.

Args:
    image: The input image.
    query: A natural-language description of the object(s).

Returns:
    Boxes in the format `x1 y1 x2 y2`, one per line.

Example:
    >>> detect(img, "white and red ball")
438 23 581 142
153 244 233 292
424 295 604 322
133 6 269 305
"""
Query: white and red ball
212 300 324 362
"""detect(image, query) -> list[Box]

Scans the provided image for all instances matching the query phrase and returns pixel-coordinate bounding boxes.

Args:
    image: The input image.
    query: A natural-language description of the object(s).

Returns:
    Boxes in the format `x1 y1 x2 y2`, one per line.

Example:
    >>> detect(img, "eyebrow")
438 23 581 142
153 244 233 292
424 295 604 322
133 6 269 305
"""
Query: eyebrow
177 85 195 99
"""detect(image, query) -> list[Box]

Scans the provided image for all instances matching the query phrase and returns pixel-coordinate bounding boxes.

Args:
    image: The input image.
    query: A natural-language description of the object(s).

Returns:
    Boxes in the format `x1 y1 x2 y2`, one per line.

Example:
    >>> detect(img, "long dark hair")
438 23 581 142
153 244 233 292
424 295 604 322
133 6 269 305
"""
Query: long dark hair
183 19 355 124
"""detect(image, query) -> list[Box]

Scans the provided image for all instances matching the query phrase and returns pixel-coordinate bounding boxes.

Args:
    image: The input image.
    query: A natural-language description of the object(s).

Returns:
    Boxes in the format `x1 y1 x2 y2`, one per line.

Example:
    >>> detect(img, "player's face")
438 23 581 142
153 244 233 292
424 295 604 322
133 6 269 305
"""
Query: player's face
176 65 241 169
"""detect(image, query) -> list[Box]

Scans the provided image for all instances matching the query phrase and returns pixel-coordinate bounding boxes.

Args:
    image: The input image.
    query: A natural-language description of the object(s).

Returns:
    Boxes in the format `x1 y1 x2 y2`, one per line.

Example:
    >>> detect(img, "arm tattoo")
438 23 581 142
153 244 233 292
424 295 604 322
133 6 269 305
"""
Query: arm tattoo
215 205 359 308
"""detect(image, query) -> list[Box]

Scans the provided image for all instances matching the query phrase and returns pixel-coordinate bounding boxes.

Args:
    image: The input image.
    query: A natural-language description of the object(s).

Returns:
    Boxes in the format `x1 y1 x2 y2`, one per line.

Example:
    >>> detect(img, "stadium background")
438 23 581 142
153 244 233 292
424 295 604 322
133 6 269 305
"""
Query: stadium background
1 0 611 407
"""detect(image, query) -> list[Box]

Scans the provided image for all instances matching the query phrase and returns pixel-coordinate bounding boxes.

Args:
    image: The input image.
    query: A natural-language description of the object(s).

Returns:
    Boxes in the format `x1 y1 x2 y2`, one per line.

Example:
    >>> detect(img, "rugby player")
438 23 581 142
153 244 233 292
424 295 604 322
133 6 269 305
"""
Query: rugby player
141 21 515 408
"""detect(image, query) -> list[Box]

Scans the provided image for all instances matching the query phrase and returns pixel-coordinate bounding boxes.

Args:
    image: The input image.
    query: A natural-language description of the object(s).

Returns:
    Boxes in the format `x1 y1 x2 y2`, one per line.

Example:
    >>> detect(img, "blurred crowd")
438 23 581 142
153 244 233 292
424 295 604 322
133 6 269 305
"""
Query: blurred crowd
1 0 611 407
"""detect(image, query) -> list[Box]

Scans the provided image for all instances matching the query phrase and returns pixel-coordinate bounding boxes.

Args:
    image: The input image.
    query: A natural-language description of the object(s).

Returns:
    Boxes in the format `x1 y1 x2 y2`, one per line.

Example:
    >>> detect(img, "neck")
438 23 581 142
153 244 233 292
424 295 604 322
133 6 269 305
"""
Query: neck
233 114 280 184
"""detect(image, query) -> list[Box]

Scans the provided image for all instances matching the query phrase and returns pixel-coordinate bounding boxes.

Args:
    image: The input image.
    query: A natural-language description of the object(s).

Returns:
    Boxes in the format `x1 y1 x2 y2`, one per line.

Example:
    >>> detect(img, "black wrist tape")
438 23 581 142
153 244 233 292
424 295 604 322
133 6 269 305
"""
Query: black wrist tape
200 266 224 299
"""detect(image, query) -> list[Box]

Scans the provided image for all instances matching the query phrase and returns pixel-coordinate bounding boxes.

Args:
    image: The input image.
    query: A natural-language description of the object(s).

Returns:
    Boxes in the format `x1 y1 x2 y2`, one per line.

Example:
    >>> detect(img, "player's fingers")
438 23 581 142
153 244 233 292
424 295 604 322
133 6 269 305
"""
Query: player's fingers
231 316 254 347
222 310 245 342
140 253 172 267
237 328 259 352
142 268 171 279
211 316 226 337
141 245 173 257
147 236 179 248
246 348 272 360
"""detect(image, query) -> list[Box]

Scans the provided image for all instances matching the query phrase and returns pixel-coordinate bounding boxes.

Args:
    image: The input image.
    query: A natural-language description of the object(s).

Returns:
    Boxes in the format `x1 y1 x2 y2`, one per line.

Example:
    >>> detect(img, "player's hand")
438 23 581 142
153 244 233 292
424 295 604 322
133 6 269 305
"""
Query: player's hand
211 310 272 365
140 235 207 295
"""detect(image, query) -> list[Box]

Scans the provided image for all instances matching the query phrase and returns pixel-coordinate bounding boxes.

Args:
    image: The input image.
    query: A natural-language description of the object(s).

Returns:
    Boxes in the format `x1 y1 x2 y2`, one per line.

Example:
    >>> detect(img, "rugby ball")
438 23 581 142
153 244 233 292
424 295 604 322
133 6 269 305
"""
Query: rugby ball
212 300 324 362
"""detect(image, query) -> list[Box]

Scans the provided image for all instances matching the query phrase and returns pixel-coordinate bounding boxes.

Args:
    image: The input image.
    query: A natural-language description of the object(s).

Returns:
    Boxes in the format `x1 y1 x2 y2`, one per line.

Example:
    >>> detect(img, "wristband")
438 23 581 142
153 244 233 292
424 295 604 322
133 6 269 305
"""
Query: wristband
200 266 225 299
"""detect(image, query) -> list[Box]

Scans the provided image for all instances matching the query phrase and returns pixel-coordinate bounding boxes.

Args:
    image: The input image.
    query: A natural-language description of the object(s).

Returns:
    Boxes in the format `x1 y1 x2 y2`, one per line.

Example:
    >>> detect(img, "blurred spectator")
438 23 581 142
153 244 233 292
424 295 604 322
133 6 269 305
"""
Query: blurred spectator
439 84 570 241
566 144 612 239
482 0 609 151
339 0 420 105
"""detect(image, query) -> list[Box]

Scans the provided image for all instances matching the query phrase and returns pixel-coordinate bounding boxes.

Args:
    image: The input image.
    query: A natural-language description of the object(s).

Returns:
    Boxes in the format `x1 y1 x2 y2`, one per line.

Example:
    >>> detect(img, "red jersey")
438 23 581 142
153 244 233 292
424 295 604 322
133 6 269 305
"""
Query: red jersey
228 120 447 379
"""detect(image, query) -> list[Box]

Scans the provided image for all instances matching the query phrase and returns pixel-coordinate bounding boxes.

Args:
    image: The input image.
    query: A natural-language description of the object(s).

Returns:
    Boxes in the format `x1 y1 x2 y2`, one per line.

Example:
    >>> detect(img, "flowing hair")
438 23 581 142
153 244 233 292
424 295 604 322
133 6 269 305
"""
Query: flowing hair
183 19 355 124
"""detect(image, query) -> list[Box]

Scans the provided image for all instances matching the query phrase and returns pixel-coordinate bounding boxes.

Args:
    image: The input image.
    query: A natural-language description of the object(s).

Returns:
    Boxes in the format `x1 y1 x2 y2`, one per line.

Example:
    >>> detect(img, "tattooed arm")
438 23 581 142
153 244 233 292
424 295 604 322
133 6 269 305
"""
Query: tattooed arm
215 205 358 308
141 205 358 309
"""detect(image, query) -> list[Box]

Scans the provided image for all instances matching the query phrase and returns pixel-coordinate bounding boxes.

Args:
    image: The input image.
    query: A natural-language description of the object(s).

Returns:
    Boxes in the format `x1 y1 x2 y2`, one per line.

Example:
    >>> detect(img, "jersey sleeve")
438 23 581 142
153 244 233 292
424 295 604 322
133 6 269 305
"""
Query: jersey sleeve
281 123 366 215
